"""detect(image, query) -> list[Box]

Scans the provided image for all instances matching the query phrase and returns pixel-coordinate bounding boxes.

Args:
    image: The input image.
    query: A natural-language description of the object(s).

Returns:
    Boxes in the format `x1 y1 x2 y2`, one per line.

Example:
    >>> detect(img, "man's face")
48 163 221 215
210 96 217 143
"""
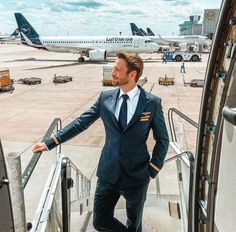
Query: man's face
112 58 130 87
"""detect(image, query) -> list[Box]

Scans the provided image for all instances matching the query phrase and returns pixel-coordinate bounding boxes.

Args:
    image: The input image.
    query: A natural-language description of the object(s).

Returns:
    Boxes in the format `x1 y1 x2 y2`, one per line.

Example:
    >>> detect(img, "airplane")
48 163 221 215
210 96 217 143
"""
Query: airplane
139 28 147 36
0 29 19 41
147 28 155 36
14 13 159 62
130 23 144 36
130 23 211 47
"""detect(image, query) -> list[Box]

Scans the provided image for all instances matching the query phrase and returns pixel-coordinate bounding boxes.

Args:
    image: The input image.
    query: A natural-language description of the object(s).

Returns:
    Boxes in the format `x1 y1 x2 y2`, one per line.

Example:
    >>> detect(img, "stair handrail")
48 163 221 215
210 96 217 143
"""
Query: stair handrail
168 108 198 143
165 108 198 232
22 118 62 189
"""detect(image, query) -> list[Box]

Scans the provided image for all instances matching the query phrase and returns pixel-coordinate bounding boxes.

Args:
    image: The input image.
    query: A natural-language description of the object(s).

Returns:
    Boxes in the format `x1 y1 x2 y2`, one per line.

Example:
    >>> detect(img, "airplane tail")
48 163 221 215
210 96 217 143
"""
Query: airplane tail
139 28 147 36
147 28 155 36
10 28 19 37
14 13 43 47
130 23 144 36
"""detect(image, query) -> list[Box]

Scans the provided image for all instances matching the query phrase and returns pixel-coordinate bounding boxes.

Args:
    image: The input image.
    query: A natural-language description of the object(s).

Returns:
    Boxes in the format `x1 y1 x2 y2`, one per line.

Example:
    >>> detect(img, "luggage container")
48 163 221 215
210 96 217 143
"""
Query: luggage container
0 68 14 92
102 65 113 86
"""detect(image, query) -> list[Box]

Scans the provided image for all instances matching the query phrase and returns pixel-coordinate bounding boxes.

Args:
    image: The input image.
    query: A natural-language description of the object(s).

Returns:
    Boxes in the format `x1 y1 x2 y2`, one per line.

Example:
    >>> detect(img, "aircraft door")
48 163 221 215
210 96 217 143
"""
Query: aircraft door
134 38 139 47
214 107 236 232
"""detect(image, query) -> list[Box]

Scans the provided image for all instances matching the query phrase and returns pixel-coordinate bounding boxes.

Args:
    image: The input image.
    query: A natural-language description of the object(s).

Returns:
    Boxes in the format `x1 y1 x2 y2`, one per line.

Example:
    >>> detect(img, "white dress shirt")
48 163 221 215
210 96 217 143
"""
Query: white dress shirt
115 85 140 124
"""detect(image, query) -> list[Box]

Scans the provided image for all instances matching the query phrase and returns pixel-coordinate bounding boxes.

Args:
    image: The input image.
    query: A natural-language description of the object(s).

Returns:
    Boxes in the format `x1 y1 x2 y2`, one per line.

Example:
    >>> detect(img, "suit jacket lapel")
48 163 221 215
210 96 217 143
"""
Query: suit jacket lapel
124 87 149 132
105 88 121 131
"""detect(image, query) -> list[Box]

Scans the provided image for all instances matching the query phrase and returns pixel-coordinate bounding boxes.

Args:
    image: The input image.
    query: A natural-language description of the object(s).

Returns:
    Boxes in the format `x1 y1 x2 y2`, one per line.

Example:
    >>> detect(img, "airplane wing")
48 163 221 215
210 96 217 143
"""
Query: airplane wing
43 42 94 55
158 34 179 47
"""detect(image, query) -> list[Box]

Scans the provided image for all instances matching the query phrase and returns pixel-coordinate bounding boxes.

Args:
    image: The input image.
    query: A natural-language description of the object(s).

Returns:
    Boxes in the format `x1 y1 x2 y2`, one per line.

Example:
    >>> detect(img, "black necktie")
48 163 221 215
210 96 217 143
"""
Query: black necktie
118 94 129 130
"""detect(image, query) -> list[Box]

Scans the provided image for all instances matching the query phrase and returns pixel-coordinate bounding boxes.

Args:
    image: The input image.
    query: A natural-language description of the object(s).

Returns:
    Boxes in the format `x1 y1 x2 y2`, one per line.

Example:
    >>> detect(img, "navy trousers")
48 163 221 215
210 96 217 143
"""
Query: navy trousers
93 179 149 232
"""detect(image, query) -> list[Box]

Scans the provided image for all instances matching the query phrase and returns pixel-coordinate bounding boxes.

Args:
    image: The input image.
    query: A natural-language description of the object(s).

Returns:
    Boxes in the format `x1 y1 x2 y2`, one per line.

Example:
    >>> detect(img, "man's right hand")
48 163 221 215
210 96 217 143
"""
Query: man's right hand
32 143 47 153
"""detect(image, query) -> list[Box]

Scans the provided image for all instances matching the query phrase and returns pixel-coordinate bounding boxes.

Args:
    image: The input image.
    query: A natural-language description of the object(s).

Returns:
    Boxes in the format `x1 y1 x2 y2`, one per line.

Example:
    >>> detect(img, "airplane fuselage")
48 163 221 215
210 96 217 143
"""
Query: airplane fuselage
150 35 210 46
38 35 159 54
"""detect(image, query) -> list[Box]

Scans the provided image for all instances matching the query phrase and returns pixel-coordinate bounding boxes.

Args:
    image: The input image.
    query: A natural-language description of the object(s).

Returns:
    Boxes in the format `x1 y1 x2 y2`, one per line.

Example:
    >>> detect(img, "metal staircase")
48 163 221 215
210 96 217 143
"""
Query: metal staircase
0 107 197 232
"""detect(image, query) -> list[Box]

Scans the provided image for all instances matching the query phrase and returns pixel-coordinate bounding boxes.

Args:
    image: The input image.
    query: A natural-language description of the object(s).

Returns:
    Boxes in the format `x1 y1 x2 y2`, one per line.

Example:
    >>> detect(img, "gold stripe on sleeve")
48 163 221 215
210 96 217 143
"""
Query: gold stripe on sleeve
149 162 161 172
51 135 60 145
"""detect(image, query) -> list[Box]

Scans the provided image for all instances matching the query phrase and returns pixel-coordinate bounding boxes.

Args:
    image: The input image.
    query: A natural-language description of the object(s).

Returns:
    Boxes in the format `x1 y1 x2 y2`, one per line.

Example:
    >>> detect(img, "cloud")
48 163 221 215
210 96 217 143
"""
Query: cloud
128 10 144 15
65 1 105 8
170 1 191 6
45 0 106 12
160 0 191 6
0 0 222 36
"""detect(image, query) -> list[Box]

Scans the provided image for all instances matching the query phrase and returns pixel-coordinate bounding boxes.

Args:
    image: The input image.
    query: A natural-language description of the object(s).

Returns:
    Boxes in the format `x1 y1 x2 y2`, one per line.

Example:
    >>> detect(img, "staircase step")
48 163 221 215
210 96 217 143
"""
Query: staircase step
85 209 156 232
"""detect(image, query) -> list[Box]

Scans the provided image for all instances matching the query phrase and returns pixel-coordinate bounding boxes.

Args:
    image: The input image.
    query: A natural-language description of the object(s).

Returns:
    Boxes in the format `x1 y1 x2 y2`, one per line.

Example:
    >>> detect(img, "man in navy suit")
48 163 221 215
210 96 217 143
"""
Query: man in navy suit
33 52 169 232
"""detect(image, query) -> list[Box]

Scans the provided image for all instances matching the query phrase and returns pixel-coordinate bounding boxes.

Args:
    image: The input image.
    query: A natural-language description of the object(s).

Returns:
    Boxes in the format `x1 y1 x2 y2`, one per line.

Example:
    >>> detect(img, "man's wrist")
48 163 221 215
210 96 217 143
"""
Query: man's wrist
43 142 49 151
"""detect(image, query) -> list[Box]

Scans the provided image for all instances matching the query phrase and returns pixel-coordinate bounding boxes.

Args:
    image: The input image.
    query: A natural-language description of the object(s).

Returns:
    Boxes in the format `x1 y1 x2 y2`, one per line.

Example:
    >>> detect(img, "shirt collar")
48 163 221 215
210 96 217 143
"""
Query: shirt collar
118 85 139 101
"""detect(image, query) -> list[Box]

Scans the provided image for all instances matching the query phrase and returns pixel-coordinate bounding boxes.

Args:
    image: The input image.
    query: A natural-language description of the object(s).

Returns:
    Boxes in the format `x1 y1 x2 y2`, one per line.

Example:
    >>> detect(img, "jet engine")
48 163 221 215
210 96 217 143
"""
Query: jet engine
89 49 107 61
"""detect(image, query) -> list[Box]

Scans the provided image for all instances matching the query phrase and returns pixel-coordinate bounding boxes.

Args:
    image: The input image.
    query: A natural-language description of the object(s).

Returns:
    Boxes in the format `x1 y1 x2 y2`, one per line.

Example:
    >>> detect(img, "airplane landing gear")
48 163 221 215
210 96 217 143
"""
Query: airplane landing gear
78 57 85 62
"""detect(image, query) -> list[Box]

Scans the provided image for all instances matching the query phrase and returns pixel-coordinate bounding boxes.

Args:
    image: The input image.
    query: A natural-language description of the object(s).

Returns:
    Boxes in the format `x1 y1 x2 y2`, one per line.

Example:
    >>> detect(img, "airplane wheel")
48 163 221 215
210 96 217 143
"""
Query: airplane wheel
78 57 85 62
191 55 199 62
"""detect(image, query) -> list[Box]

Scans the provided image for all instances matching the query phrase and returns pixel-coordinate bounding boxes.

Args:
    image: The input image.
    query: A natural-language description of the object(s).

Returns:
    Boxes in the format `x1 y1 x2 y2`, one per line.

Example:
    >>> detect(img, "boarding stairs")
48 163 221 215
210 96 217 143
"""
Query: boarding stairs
0 108 197 232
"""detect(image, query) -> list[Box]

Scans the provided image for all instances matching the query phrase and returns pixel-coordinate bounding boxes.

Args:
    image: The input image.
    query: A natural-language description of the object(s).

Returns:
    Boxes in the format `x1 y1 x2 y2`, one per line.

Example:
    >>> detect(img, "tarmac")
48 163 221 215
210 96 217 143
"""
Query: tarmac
0 43 208 231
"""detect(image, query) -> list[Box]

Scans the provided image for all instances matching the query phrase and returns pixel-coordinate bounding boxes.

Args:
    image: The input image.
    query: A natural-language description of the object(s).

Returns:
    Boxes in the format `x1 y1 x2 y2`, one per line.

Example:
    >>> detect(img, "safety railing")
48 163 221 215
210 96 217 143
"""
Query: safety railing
61 157 91 232
165 148 194 232
26 118 91 232
155 108 198 232
168 108 198 152
0 117 92 232
22 118 62 189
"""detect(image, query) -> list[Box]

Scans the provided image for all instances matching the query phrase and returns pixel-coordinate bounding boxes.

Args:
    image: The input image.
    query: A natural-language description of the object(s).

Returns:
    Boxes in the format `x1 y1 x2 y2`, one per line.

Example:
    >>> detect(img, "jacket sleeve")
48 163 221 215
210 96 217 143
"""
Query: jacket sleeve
44 94 101 150
149 98 169 178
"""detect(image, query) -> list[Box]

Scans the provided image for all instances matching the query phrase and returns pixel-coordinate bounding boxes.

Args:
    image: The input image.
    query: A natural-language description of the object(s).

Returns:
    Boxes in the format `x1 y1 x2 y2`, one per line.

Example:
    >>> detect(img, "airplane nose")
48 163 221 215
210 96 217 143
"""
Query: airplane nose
152 43 159 50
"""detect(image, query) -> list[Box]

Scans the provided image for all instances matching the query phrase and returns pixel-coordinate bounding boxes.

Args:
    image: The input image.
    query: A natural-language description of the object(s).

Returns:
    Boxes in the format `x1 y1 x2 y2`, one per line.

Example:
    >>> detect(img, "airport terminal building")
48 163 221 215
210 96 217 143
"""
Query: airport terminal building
179 9 220 38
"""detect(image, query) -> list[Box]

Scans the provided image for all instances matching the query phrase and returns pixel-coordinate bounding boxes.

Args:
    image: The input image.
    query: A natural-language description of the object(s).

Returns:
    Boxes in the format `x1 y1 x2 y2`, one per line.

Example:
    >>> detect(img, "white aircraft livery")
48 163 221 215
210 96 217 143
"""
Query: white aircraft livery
14 13 159 62
130 23 211 47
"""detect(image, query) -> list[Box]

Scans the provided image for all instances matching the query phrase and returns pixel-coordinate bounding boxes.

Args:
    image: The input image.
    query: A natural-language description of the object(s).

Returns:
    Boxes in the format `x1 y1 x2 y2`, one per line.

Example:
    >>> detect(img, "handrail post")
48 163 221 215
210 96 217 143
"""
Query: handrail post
76 172 80 201
61 157 70 232
186 151 194 232
155 175 161 194
178 117 184 150
6 152 26 232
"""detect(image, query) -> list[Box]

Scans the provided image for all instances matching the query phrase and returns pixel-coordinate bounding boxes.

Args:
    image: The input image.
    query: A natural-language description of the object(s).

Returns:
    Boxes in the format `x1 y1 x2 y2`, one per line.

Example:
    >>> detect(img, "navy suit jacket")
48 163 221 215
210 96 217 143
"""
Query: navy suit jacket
45 86 169 187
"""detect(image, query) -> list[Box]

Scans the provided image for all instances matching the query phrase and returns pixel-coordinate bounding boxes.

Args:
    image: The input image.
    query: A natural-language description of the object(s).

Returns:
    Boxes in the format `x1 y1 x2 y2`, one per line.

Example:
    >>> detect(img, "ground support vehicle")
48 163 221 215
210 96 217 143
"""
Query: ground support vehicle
0 68 14 92
190 79 204 87
53 75 73 84
159 75 175 86
18 77 41 85
163 51 202 62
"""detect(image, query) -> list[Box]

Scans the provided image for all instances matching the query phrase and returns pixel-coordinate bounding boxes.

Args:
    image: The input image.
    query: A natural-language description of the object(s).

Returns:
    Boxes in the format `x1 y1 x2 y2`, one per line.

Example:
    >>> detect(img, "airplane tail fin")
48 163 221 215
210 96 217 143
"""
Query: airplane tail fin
147 28 155 36
10 28 19 37
14 13 43 47
139 28 147 36
130 23 144 36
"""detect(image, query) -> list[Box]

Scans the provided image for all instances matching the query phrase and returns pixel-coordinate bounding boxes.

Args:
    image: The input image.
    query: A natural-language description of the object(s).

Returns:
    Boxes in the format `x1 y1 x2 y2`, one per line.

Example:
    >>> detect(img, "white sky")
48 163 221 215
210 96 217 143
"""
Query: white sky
0 0 222 36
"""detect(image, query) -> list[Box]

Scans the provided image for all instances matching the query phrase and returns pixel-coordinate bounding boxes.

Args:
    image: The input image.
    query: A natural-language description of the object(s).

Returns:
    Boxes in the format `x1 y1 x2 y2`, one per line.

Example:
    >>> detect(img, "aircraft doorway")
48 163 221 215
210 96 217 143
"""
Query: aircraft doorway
134 38 139 47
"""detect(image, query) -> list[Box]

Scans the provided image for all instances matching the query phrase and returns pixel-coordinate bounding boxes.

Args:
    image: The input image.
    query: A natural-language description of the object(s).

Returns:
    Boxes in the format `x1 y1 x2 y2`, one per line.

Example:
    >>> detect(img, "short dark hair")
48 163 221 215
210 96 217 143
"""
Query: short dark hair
117 52 143 82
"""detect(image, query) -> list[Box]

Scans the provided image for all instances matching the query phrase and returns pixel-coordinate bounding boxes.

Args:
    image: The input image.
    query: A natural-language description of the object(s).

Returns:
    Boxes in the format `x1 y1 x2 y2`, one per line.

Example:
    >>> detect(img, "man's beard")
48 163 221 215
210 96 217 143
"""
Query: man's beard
112 75 129 86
